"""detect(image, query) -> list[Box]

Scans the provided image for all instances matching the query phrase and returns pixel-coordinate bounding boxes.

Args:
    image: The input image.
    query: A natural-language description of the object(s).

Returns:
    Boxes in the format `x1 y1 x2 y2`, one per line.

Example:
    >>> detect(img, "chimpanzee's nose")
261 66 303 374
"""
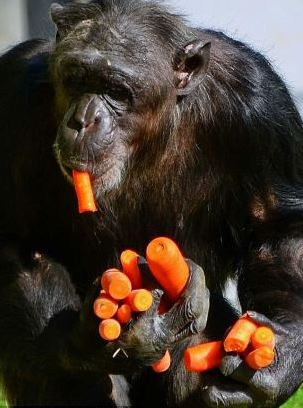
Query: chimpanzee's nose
68 94 102 132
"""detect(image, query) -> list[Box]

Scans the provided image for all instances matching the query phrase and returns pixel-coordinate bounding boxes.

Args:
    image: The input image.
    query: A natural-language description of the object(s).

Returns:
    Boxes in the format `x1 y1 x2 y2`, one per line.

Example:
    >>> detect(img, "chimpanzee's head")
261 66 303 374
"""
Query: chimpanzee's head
50 0 211 195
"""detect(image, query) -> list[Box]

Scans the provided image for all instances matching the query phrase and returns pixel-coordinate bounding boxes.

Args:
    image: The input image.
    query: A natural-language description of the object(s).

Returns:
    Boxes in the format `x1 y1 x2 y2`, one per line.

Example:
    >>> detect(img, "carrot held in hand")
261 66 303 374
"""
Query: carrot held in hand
120 250 142 289
224 317 258 353
251 326 275 350
152 350 171 373
146 237 189 373
184 341 224 372
93 293 118 319
99 318 121 341
146 237 189 302
116 304 132 324
126 289 153 312
72 170 97 213
245 346 275 370
101 269 132 300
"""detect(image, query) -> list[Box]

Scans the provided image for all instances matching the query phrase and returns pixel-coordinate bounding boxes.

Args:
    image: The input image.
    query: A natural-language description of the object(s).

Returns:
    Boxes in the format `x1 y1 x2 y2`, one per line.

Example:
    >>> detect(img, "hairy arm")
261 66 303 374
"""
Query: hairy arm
0 245 117 406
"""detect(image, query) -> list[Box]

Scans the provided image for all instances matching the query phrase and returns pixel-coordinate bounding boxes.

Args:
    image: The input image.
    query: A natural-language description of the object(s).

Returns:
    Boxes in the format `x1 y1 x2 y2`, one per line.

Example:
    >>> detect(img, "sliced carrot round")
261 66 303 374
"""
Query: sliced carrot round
251 326 275 350
116 304 132 324
245 346 275 370
127 289 153 312
101 269 132 300
99 319 121 341
93 295 118 319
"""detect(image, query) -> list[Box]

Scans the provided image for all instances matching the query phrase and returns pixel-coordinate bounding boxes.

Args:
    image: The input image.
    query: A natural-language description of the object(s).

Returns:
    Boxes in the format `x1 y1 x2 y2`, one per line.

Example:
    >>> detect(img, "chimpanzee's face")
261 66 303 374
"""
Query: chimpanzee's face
51 4 175 194
50 3 210 194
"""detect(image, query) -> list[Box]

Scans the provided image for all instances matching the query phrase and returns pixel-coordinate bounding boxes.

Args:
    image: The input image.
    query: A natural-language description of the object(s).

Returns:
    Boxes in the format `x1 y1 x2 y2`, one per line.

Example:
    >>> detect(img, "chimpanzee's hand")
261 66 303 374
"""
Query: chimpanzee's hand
73 259 208 375
112 259 209 370
202 312 303 407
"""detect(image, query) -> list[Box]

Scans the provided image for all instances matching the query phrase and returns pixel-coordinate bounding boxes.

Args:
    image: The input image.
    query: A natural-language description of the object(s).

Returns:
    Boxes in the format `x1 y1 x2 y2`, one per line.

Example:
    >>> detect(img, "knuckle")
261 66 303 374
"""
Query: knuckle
252 374 279 401
189 321 199 334
184 297 200 320
203 386 226 407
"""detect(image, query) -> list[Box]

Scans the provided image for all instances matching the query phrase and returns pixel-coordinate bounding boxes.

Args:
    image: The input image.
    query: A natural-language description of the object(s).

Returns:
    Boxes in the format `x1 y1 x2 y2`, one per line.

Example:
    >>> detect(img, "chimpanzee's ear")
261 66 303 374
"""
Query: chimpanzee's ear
173 40 211 96
50 3 66 31
50 3 80 40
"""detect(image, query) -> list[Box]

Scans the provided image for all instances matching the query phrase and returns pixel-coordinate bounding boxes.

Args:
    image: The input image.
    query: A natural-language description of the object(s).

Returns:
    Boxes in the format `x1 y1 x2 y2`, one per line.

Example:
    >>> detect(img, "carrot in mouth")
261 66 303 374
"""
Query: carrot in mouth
72 170 97 213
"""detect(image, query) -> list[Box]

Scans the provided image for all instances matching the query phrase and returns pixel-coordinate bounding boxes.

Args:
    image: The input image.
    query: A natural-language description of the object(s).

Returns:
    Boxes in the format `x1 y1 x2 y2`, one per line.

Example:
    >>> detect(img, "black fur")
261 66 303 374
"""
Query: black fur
0 0 303 406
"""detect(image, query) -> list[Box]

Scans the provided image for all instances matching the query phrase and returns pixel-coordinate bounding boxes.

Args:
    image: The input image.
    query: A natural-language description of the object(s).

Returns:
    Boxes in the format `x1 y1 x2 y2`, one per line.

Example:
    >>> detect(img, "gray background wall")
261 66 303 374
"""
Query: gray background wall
0 0 302 113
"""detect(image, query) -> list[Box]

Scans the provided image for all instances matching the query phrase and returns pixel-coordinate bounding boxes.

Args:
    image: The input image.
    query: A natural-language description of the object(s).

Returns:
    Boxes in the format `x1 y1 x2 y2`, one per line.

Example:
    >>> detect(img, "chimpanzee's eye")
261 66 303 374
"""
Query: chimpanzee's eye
104 86 133 111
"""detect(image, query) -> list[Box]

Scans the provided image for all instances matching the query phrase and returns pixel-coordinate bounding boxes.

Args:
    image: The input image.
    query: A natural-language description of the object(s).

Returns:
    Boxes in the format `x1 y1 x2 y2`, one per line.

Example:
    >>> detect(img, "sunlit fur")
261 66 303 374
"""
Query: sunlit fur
0 0 303 406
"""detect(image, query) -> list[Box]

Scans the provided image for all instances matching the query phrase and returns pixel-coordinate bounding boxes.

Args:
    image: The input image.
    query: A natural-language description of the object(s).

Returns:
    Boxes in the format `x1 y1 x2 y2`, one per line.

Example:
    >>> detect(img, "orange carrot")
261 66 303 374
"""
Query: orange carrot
101 269 132 300
251 327 275 350
224 317 258 353
116 304 133 324
126 289 153 312
120 250 142 289
99 319 121 341
72 170 97 213
93 294 118 319
152 350 171 373
245 346 275 370
184 341 224 372
146 237 189 302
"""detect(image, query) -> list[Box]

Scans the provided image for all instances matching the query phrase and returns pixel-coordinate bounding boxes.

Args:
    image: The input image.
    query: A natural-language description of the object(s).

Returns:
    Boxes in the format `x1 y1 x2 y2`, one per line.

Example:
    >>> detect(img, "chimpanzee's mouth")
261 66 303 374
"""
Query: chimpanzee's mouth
53 144 92 184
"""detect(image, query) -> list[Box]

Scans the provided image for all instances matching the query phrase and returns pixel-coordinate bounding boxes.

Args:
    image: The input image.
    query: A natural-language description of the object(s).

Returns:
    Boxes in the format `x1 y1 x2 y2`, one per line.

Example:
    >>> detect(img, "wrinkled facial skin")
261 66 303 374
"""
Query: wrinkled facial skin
50 3 210 196
50 6 174 194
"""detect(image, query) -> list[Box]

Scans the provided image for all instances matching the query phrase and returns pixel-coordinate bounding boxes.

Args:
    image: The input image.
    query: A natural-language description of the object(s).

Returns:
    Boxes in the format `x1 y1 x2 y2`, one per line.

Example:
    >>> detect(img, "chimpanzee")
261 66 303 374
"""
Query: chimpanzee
0 0 302 406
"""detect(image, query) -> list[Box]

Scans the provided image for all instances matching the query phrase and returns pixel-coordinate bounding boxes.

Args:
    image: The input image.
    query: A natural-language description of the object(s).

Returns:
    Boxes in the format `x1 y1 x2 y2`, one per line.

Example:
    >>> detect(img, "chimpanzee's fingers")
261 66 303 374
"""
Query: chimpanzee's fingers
183 259 207 296
202 383 253 407
162 260 209 339
137 256 162 289
143 288 163 317
246 311 288 335
220 353 244 377
220 354 279 399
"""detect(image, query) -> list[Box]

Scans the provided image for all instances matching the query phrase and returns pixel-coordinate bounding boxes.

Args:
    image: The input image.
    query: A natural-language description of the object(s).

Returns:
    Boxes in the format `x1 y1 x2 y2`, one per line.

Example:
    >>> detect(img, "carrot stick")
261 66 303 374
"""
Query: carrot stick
224 317 258 353
152 350 171 373
146 237 189 302
72 170 97 213
116 303 133 324
184 341 224 372
93 294 118 319
120 250 142 289
126 289 153 312
101 269 132 300
99 318 121 341
245 346 275 370
251 327 275 350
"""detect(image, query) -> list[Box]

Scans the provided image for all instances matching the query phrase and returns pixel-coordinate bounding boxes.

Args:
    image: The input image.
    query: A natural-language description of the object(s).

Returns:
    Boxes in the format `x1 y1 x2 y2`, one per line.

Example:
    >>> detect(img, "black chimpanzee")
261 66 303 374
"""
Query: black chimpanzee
0 0 302 406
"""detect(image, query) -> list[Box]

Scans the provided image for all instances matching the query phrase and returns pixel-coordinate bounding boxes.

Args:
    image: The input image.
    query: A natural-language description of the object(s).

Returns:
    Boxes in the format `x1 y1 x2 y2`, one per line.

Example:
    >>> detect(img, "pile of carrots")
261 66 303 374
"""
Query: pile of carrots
185 316 275 372
94 253 153 341
93 237 187 373
74 170 276 374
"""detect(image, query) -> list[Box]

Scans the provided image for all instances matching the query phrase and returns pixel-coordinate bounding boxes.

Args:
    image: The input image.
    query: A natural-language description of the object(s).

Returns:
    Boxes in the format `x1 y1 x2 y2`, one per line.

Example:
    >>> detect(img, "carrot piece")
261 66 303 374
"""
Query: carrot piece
152 350 171 373
101 269 132 300
99 319 121 341
93 294 118 319
126 289 153 312
245 346 275 370
224 317 258 353
72 170 97 213
120 250 142 289
251 326 275 350
146 237 189 302
184 341 224 372
116 304 132 324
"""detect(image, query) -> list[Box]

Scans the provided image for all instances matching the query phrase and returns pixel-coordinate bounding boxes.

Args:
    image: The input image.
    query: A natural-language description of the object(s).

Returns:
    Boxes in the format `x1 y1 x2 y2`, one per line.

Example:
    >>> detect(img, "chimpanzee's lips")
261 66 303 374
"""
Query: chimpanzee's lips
53 144 93 182
60 160 93 183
